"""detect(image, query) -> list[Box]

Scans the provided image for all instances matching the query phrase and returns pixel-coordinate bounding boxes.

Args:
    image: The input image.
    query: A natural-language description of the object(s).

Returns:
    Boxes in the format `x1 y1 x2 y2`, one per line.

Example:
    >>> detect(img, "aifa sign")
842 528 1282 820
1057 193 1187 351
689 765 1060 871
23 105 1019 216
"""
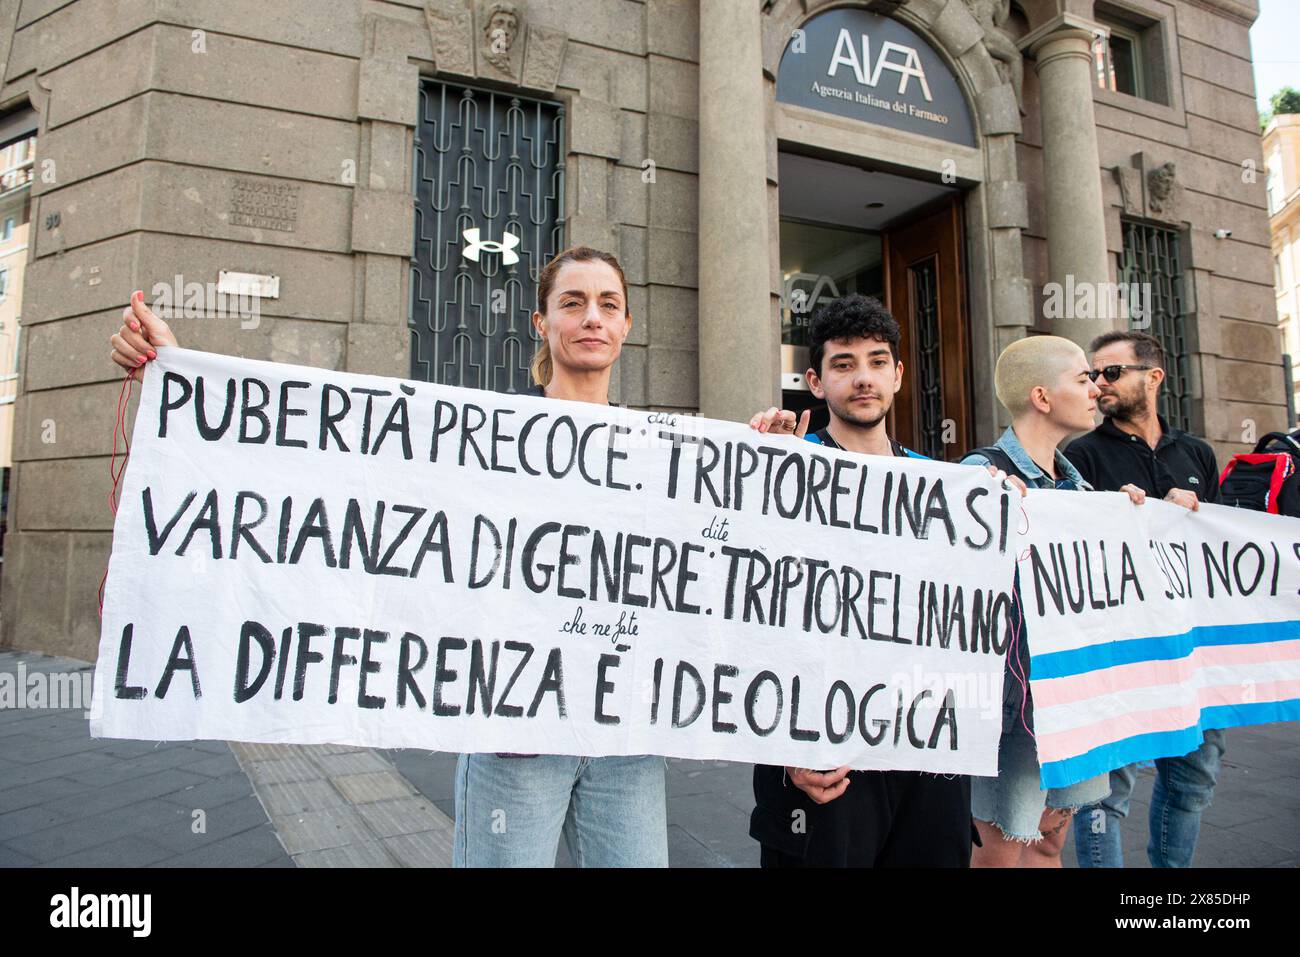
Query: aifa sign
777 8 976 148
828 29 932 101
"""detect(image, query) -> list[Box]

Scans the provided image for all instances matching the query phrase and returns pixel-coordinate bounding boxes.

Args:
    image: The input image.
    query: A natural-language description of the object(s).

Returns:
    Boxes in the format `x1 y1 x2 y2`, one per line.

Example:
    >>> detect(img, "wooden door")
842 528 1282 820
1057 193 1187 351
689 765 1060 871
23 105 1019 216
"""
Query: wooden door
884 198 971 460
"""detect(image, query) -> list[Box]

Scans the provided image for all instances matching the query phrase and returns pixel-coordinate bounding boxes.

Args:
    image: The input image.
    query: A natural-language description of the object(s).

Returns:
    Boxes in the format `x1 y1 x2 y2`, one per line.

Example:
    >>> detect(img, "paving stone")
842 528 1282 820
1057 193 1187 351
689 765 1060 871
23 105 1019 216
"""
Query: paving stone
231 742 310 762
147 796 272 853
94 739 184 760
381 828 454 867
668 792 754 866
0 714 65 738
0 844 38 867
0 706 70 724
308 743 367 755
242 755 322 787
0 777 96 816
5 727 89 750
667 824 730 868
1201 786 1286 828
4 798 180 861
384 749 457 804
272 805 371 854
1228 809 1300 853
183 754 245 778
667 763 753 804
256 779 349 817
295 840 398 867
2 733 111 764
313 750 391 777
160 772 260 813
1187 820 1296 867
155 822 289 868
40 833 177 868
330 770 414 805
43 768 211 819
354 796 451 839
0 803 75 842
63 746 221 786
1 653 91 672
5 750 119 788
188 740 235 754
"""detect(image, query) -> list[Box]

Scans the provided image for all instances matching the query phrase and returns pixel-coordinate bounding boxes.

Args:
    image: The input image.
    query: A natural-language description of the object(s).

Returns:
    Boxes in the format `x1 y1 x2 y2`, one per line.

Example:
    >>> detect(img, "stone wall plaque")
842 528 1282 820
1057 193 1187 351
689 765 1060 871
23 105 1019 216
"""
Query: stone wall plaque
229 178 300 233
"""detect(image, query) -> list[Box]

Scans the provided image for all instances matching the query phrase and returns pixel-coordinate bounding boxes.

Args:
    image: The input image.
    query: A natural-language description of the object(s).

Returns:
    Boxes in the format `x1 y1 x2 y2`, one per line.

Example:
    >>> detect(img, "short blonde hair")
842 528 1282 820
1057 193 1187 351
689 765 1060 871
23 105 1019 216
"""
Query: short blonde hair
994 335 1086 417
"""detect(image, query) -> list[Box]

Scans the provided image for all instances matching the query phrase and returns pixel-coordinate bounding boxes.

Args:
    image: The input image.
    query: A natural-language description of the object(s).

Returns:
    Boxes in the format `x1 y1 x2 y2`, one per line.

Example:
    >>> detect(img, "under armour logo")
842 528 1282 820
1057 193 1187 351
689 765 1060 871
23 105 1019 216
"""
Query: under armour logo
462 228 520 266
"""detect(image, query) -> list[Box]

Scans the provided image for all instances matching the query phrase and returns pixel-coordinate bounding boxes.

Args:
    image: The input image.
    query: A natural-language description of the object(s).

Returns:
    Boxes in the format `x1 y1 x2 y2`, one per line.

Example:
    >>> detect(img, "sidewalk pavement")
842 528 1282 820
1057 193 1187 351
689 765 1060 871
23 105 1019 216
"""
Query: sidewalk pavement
4 649 1298 867
0 650 453 867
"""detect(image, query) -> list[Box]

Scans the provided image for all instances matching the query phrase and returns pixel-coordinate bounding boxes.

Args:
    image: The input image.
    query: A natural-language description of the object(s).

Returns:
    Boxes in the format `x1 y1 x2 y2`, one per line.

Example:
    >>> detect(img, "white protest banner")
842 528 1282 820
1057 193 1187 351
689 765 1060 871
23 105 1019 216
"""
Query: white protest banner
1019 490 1300 789
90 347 1019 774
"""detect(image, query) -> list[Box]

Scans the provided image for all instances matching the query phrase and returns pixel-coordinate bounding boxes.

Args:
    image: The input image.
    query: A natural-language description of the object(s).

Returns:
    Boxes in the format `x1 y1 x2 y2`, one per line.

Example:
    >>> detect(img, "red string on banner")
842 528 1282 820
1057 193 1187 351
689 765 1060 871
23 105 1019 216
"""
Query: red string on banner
1009 493 1033 739
99 369 137 617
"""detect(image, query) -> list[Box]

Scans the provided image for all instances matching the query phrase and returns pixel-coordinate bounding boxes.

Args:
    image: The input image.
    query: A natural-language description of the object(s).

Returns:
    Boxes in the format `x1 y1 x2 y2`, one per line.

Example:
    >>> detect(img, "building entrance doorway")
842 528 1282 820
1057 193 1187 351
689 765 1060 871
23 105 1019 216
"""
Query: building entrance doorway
778 152 971 459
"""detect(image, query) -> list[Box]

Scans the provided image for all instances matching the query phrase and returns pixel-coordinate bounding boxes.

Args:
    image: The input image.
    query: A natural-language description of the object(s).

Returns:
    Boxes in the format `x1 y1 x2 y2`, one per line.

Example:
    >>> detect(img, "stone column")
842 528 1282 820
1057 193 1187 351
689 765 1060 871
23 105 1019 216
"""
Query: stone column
1025 19 1114 349
697 0 777 421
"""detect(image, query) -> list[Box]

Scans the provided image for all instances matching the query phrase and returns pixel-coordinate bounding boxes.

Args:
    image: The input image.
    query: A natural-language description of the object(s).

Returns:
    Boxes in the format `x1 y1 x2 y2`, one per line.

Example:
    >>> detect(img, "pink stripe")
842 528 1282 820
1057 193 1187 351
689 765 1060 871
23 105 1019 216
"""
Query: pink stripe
1036 680 1300 763
1033 639 1300 709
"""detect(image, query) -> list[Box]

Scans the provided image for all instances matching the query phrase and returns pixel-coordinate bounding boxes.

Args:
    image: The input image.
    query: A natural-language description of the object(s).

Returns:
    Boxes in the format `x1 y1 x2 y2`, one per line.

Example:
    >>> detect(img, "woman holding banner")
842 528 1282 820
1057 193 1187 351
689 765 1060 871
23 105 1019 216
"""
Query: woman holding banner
958 336 1177 867
109 245 670 868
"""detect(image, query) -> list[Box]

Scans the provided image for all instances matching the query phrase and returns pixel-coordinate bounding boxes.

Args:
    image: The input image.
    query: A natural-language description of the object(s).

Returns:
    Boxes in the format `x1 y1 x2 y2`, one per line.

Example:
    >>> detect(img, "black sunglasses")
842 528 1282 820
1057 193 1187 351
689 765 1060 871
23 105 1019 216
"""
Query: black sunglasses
1086 364 1152 383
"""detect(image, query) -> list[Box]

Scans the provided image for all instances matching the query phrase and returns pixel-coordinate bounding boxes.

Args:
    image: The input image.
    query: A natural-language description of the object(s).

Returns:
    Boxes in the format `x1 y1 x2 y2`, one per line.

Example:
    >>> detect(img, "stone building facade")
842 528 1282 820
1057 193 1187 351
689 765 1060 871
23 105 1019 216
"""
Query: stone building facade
0 0 1283 660
1266 111 1300 418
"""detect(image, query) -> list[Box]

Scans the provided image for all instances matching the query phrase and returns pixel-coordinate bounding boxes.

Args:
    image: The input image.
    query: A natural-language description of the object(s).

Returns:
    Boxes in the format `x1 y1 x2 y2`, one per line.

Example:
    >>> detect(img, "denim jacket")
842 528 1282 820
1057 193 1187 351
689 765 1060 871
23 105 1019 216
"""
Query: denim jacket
962 426 1093 492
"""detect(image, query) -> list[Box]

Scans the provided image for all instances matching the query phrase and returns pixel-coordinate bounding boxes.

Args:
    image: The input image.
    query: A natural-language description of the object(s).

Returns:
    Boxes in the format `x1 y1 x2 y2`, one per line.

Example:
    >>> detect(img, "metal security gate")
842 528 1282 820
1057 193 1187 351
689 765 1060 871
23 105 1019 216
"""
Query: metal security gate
409 82 565 393
909 257 945 459
1119 219 1188 431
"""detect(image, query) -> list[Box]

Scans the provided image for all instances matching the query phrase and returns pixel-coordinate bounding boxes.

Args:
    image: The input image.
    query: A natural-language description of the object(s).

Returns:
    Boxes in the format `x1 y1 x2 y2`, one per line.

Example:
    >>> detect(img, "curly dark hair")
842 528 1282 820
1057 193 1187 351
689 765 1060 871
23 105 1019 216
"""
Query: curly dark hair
808 294 901 375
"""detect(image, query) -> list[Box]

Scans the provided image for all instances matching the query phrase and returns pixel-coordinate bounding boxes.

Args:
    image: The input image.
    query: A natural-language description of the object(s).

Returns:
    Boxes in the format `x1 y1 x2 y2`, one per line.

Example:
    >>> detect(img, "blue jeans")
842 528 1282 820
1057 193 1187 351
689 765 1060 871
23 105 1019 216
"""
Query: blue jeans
1073 729 1225 867
453 753 669 867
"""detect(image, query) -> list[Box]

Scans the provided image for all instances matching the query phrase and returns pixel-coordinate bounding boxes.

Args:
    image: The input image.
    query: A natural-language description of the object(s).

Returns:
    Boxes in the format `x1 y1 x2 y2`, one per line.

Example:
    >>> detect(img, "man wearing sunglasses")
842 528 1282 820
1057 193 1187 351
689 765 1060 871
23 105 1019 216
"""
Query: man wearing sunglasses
1064 330 1225 868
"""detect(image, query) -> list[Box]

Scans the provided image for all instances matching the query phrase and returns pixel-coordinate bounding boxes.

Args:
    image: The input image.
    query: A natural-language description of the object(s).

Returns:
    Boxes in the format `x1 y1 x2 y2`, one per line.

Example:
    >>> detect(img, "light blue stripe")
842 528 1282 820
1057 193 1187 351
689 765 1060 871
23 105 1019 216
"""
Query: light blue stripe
1038 698 1300 790
1032 620 1300 680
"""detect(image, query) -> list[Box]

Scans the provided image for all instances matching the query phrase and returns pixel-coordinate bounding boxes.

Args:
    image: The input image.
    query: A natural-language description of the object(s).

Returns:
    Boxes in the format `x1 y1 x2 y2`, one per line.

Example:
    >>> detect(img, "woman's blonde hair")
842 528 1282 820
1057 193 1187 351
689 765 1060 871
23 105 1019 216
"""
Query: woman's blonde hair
530 245 630 387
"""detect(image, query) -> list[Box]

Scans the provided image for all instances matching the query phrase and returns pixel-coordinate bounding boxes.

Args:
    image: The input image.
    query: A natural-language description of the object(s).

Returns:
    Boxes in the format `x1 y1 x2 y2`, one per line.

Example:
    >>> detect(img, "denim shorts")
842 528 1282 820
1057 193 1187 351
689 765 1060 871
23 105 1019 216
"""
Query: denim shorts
971 729 1111 841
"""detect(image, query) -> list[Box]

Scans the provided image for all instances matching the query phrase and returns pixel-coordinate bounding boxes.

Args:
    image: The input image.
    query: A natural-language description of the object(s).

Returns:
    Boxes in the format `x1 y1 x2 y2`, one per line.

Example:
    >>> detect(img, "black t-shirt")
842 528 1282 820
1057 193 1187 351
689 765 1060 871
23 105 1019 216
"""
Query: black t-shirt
1065 416 1221 504
810 427 910 459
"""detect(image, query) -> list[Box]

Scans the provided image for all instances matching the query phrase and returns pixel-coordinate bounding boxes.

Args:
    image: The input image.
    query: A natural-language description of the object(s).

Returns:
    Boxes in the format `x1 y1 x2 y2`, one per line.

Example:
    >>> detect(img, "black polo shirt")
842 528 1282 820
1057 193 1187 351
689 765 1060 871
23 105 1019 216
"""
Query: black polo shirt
1064 416 1221 504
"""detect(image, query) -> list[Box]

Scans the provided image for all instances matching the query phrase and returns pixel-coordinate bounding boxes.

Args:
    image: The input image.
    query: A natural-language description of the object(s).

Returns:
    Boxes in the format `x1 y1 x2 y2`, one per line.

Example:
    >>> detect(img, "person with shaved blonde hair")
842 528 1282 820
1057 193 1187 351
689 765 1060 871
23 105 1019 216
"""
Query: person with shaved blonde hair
960 335 1151 867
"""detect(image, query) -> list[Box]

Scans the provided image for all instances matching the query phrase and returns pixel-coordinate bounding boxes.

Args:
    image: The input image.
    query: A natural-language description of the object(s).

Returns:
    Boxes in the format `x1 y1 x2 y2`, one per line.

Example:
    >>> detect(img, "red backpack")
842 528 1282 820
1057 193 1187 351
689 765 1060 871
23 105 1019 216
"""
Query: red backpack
1219 430 1300 516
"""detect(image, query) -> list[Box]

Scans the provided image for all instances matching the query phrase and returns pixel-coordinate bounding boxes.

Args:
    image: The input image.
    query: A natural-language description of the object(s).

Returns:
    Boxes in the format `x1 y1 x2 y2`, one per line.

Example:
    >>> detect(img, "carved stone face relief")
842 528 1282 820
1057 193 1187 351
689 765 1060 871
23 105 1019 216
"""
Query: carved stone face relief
1147 162 1177 213
424 0 566 92
1113 154 1180 222
482 2 520 72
